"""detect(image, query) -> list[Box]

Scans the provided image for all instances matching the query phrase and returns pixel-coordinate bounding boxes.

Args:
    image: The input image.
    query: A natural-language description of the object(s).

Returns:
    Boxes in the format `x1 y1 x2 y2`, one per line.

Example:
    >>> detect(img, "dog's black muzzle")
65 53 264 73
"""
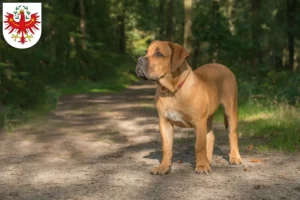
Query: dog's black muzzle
136 56 149 80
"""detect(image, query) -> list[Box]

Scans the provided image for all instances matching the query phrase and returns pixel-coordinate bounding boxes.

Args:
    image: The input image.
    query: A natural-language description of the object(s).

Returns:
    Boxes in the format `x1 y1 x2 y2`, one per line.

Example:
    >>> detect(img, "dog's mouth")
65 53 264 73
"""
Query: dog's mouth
136 67 158 81
136 68 148 80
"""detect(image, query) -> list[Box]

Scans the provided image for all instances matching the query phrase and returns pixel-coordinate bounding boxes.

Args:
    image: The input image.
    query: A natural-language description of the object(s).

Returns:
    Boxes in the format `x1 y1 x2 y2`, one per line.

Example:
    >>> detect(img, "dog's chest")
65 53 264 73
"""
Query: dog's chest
164 109 192 128
165 110 183 121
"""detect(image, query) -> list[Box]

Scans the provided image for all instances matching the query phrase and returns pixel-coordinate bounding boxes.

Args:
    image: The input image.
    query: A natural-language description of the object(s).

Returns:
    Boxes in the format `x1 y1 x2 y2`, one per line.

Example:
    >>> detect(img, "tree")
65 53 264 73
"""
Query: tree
118 1 126 53
212 0 221 62
287 0 296 71
0 101 3 132
79 0 87 50
250 0 262 68
158 0 166 40
184 0 193 56
166 0 174 41
227 0 235 35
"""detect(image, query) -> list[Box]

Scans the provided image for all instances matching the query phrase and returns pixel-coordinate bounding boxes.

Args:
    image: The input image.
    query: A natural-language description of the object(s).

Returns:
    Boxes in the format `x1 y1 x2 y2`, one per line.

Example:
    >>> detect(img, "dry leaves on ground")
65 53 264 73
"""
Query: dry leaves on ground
177 160 183 164
249 158 265 163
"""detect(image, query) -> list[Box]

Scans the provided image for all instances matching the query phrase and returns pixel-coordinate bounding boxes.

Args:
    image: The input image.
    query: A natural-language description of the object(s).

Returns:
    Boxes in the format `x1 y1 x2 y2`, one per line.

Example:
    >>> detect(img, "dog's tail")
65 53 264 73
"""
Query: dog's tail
224 113 229 130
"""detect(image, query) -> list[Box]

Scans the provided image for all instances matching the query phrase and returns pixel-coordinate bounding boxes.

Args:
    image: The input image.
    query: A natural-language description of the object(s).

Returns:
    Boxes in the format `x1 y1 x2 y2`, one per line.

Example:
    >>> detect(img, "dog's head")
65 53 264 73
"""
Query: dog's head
136 41 189 81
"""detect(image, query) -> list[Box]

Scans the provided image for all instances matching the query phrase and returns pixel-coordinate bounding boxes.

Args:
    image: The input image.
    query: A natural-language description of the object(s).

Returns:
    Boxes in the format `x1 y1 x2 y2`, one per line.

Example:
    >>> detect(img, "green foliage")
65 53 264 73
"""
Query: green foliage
0 62 45 108
0 0 139 130
235 68 300 105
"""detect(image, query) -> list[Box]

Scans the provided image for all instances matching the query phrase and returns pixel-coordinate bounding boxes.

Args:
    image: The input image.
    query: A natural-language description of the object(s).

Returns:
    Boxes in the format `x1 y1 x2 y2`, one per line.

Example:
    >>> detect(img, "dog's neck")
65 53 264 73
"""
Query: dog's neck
157 61 191 93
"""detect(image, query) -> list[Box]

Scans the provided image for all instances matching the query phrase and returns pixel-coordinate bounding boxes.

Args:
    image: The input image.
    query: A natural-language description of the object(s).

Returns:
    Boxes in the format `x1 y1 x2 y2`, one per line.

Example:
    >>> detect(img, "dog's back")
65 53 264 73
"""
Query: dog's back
194 63 238 103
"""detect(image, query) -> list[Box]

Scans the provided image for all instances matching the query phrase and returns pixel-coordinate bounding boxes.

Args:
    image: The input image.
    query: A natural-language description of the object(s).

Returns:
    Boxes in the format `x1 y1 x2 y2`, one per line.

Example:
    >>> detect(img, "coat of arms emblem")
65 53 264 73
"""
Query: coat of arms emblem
2 2 42 49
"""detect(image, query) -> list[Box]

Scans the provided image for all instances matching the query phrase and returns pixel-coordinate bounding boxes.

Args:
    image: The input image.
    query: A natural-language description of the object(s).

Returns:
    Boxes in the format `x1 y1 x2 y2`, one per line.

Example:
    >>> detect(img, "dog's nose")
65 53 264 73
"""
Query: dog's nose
138 57 144 65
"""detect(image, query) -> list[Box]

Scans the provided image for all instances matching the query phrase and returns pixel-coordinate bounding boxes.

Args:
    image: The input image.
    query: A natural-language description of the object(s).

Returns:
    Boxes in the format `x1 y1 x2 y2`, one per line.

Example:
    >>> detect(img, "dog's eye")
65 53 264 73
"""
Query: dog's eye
156 51 163 57
145 50 148 54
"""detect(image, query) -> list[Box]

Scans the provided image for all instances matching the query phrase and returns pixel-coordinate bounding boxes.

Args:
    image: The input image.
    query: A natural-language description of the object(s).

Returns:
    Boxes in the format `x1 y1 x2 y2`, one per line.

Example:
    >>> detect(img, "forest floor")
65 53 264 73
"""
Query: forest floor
0 81 300 200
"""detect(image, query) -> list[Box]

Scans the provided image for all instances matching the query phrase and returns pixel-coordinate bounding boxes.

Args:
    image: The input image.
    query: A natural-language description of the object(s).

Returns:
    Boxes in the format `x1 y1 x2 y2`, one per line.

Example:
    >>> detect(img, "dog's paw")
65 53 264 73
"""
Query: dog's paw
229 156 242 165
195 163 211 174
151 165 171 175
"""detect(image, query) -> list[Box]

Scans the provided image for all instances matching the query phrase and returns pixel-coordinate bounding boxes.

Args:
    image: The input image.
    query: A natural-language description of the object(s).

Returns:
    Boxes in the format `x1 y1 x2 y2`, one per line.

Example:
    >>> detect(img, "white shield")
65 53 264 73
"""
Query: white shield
2 2 42 49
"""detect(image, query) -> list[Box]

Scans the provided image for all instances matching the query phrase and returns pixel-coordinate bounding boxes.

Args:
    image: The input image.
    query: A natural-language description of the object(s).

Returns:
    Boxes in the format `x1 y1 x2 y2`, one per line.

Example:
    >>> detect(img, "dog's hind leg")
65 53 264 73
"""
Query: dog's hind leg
223 100 242 165
206 117 215 164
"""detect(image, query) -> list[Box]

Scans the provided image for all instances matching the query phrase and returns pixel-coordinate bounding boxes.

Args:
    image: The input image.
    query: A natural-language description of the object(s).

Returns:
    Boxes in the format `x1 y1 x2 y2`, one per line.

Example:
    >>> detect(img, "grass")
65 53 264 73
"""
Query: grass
215 100 300 152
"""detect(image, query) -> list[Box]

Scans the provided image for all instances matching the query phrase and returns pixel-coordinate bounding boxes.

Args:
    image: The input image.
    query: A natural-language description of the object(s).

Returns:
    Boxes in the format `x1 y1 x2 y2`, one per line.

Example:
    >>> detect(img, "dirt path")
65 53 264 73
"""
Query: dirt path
0 81 300 200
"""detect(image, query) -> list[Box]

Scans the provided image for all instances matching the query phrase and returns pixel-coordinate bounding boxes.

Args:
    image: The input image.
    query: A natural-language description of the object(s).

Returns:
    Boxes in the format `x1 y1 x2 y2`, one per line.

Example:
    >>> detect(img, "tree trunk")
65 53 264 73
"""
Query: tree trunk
212 0 221 63
184 0 193 62
158 0 166 40
118 15 126 53
117 1 126 54
228 0 235 35
0 101 3 134
287 0 296 71
79 0 87 50
166 0 174 41
274 50 283 70
250 0 262 68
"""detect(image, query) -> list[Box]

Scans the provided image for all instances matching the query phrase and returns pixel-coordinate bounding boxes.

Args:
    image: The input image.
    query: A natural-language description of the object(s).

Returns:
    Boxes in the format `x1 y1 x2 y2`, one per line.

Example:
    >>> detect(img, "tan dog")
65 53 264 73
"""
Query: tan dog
136 41 242 174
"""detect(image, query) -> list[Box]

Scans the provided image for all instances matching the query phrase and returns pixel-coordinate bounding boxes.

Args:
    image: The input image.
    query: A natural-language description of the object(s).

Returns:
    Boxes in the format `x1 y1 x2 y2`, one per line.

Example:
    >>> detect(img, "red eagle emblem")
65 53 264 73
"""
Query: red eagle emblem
4 9 40 44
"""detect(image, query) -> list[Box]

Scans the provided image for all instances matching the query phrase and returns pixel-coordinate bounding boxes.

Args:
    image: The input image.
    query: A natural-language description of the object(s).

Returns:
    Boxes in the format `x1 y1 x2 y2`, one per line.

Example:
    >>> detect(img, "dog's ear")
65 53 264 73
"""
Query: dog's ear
168 42 189 72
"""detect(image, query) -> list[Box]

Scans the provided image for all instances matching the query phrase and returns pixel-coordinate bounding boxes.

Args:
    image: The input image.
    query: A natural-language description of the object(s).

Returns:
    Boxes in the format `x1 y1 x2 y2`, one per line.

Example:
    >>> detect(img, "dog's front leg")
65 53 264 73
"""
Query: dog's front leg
194 119 211 174
151 117 174 175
